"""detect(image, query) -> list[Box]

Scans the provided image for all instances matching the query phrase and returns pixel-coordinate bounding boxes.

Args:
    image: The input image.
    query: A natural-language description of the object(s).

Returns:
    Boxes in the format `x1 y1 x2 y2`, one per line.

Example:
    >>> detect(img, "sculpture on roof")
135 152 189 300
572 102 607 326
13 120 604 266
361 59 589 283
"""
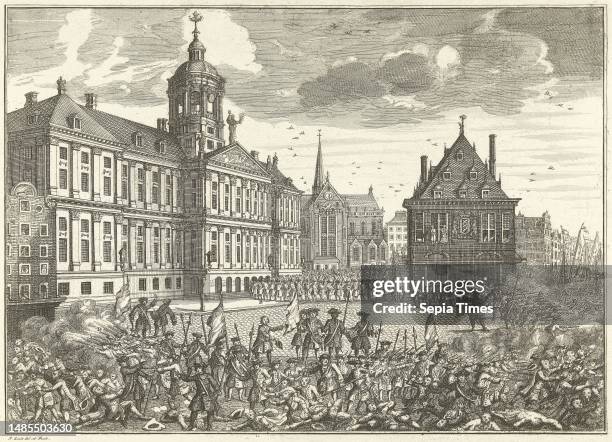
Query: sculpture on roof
227 110 245 144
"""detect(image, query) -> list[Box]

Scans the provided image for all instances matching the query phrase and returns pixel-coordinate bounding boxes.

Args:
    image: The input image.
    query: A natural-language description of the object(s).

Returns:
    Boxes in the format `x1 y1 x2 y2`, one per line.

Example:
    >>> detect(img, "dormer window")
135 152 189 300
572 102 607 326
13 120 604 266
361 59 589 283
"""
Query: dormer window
27 114 39 125
443 171 451 180
482 189 490 198
459 190 467 198
68 115 81 130
456 151 464 161
433 190 442 199
156 141 166 154
133 132 143 147
470 170 477 179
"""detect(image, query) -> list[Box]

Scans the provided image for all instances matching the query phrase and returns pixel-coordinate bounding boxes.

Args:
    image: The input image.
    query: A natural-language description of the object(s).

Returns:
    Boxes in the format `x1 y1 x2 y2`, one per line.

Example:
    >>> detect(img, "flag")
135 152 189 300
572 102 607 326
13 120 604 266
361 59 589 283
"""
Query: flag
284 292 300 335
424 323 439 349
113 282 131 321
207 300 226 345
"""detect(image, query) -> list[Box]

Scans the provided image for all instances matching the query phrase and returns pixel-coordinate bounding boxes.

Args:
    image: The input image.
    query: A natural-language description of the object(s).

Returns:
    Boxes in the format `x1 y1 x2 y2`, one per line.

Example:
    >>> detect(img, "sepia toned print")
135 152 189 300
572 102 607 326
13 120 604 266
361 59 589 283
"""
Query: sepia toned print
4 6 605 434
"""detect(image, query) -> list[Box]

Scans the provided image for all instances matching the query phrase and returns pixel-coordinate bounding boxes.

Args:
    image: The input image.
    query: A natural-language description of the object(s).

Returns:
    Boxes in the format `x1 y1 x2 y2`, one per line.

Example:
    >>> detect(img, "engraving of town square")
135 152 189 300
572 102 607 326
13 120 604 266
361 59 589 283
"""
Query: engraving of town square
4 7 605 433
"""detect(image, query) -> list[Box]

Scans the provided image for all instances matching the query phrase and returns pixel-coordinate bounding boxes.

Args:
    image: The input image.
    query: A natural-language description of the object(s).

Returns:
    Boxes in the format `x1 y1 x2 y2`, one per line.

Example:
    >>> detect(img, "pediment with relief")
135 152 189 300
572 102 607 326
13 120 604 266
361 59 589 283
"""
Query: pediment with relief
207 145 268 177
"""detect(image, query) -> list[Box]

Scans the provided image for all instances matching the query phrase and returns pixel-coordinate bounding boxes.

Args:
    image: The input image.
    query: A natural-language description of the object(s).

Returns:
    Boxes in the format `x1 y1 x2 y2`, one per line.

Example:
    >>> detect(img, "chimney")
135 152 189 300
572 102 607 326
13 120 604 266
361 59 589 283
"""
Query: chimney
489 134 496 177
84 93 97 110
250 150 259 161
157 118 168 132
272 153 278 167
266 155 272 170
420 155 428 183
25 92 38 107
368 184 373 195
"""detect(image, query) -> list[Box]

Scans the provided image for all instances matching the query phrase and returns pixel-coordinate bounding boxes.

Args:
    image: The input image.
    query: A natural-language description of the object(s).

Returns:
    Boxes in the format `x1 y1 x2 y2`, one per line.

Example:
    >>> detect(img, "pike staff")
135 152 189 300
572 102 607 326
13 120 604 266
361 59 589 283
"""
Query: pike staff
374 321 383 353
412 326 417 350
403 329 407 352
393 329 400 352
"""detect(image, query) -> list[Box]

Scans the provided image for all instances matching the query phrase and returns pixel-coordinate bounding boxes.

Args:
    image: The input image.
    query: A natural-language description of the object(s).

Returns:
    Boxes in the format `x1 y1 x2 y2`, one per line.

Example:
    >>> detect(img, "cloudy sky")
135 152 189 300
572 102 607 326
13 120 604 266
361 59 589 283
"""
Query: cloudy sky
6 7 604 234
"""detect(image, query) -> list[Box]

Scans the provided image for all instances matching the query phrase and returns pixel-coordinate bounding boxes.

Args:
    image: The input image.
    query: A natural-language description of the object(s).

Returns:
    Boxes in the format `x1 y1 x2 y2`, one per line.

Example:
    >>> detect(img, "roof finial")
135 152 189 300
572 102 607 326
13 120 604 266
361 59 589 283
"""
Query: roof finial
317 129 322 145
459 114 467 135
189 11 203 40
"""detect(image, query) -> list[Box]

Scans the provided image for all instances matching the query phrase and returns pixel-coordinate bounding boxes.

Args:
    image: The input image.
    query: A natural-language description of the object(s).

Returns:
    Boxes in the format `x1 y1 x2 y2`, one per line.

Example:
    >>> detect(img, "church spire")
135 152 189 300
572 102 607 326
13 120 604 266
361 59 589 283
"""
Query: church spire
312 129 325 195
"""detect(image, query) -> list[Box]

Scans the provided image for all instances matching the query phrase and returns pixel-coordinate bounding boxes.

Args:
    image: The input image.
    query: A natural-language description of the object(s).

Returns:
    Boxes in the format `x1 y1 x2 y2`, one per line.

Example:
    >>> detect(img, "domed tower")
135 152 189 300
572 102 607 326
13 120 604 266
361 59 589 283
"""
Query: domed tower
167 11 225 158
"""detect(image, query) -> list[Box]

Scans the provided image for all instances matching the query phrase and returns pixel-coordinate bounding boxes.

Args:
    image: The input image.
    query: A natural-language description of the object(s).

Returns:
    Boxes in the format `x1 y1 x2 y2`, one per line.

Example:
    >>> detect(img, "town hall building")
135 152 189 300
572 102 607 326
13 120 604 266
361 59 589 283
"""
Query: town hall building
5 12 301 324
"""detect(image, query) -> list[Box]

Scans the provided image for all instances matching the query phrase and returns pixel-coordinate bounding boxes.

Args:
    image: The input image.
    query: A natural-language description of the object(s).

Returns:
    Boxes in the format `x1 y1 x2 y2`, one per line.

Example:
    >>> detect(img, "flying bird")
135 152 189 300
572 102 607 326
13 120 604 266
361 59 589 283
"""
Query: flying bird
378 161 383 164
548 166 555 170
556 104 564 107
300 131 305 135
345 30 352 35
530 172 536 176
567 107 574 111
399 183 404 187
292 136 299 140
529 178 536 182
432 143 439 146
293 153 297 157
288 125 294 129
426 138 431 142
356 166 361 169
288 147 294 151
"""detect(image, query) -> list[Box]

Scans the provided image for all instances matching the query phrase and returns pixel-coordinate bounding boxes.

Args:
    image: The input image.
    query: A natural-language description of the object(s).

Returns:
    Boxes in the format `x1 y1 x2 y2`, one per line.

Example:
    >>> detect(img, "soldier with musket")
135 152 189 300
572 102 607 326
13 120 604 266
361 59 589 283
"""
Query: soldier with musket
226 337 249 401
180 362 220 431
252 316 285 365
301 307 324 361
129 297 153 338
348 311 376 357
183 332 208 372
322 308 345 360
291 310 308 359
152 299 177 337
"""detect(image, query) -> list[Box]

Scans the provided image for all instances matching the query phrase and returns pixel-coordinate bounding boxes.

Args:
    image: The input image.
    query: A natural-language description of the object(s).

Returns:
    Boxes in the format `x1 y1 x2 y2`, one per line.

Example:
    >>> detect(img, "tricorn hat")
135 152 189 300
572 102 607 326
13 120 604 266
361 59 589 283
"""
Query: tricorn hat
328 308 340 315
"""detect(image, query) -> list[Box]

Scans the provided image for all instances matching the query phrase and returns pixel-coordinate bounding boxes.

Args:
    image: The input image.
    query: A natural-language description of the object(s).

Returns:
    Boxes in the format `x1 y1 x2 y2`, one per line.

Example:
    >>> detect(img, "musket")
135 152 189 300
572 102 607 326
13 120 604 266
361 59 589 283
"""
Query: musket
374 321 383 353
200 314 209 347
248 323 255 362
341 289 350 326
234 322 241 341
393 329 400 352
403 329 407 352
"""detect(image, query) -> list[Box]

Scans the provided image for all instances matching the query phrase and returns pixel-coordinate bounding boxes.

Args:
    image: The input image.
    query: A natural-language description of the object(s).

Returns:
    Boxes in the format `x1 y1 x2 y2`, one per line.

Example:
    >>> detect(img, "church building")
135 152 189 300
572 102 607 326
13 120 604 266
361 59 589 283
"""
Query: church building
300 132 387 270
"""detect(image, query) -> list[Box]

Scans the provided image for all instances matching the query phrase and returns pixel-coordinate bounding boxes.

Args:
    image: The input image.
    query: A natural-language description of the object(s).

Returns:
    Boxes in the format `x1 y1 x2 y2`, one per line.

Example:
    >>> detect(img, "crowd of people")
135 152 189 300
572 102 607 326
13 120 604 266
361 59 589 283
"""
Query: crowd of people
6 303 604 432
250 269 361 302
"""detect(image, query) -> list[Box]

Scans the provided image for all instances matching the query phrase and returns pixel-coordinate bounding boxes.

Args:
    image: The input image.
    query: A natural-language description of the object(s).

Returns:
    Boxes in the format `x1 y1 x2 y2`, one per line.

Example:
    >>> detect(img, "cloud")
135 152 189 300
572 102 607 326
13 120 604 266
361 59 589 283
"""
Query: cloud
7 9 94 108
184 9 261 74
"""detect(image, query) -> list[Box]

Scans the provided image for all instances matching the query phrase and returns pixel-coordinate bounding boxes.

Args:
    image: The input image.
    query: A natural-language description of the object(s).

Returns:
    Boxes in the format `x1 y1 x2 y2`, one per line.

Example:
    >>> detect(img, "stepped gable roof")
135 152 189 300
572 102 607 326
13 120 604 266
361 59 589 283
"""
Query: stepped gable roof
413 131 508 200
8 94 119 144
81 105 184 161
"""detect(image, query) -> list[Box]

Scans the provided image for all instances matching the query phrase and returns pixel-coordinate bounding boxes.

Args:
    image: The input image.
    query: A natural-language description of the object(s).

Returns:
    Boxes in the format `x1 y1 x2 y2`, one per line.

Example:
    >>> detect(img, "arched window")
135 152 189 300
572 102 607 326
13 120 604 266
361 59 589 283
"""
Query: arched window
371 221 376 234
352 247 360 262
380 246 386 261
235 277 241 293
369 246 376 261
190 91 201 114
349 222 355 235
215 277 222 294
226 276 233 293
361 221 366 235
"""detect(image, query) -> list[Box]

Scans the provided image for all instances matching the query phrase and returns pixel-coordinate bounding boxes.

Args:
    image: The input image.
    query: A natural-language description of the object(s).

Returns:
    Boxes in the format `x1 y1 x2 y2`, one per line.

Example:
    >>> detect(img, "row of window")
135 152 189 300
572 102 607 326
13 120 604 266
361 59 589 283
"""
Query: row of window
6 262 49 275
7 223 48 237
351 245 387 262
349 220 380 236
433 189 490 199
413 212 512 243
6 244 49 258
6 283 50 300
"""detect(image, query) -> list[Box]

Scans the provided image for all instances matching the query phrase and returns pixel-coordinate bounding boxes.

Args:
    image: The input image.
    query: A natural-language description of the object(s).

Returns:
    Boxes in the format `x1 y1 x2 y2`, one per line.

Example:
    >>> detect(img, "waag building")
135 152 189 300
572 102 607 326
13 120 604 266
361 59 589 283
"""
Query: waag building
402 116 521 284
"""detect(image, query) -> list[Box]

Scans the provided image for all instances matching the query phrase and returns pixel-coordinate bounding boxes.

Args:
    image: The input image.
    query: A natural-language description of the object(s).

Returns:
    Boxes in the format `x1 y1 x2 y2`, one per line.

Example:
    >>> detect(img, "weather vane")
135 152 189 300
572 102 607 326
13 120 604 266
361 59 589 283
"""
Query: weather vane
459 114 467 134
189 11 203 38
